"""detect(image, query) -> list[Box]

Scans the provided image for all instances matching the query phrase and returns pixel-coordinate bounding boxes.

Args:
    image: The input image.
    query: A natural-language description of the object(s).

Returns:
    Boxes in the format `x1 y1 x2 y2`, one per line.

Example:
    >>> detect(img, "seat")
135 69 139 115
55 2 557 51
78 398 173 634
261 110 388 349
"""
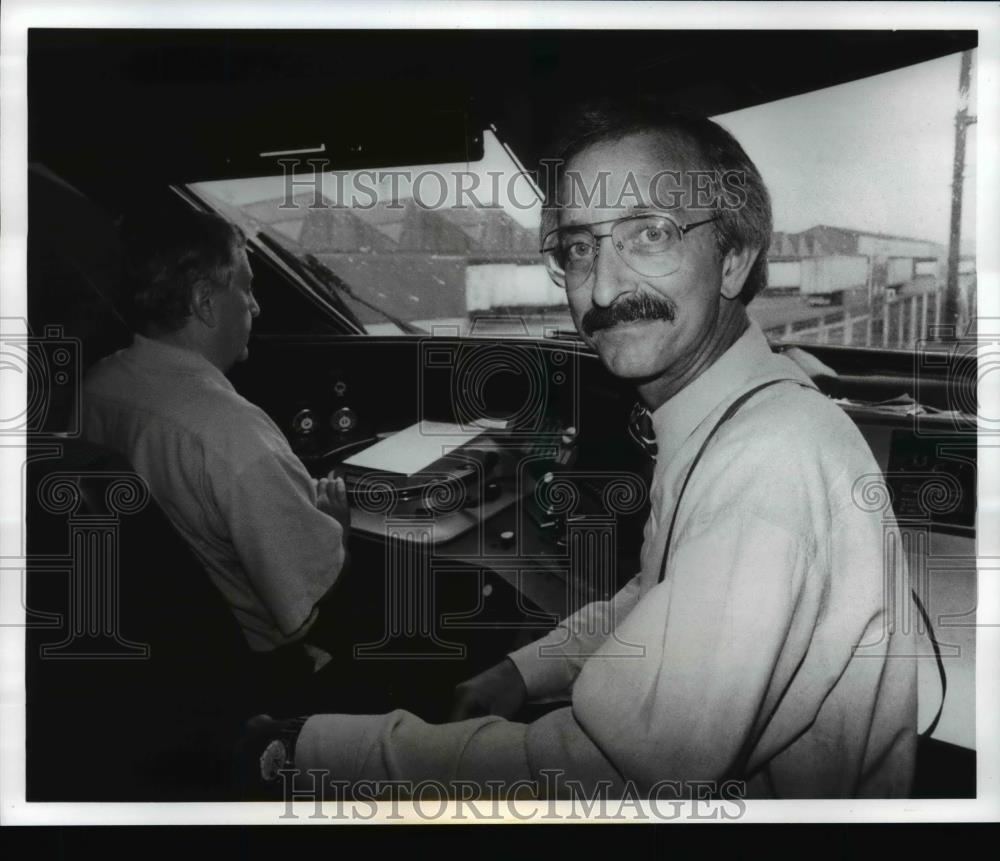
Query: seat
913 737 976 798
25 440 259 800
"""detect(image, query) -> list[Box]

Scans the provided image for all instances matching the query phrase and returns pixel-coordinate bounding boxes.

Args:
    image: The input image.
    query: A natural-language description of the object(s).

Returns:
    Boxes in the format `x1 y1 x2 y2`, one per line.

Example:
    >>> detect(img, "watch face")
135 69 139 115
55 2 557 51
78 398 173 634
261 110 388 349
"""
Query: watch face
259 739 288 783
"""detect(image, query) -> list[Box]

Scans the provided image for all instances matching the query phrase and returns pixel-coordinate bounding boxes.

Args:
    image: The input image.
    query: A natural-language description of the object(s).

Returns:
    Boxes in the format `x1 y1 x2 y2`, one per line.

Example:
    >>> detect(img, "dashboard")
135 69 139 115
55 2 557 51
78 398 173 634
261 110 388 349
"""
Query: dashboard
232 335 651 618
849 410 976 750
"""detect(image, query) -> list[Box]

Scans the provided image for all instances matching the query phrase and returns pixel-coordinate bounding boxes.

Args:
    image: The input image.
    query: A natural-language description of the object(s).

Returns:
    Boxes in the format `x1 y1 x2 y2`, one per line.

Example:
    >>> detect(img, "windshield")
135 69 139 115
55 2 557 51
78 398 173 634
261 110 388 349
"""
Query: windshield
189 50 976 348
190 130 562 337
722 49 977 351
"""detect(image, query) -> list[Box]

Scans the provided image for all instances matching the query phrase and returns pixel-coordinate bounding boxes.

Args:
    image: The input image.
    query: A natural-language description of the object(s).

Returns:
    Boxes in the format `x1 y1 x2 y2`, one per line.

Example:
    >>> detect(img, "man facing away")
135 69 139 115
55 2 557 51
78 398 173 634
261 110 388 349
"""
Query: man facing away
244 109 918 799
82 207 350 697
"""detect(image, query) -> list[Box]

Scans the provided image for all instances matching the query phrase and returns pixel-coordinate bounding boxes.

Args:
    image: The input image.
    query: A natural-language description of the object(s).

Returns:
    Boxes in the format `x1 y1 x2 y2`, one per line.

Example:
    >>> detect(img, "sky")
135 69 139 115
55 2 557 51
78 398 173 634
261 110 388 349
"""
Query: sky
717 50 978 250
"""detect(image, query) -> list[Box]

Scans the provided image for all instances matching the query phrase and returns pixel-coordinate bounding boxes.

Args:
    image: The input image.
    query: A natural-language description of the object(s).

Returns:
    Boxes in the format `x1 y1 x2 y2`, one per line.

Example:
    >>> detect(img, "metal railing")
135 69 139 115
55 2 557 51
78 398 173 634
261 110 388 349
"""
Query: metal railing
763 287 963 349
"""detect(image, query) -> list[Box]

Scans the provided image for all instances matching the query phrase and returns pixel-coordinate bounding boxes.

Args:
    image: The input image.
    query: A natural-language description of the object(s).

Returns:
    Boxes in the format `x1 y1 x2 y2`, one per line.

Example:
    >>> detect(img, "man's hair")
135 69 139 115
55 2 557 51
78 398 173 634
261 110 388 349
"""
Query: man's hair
118 207 247 335
540 103 772 304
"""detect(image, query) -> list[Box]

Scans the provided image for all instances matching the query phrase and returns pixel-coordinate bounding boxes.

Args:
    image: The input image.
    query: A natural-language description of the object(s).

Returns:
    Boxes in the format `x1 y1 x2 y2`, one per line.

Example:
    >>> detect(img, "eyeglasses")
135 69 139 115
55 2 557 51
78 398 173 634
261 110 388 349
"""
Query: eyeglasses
540 212 719 288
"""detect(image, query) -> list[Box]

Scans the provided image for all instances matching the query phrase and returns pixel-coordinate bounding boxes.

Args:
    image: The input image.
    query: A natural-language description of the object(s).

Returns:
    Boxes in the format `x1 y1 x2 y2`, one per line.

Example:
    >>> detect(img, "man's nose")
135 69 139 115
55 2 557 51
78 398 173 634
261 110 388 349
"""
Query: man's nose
249 294 261 317
589 236 635 307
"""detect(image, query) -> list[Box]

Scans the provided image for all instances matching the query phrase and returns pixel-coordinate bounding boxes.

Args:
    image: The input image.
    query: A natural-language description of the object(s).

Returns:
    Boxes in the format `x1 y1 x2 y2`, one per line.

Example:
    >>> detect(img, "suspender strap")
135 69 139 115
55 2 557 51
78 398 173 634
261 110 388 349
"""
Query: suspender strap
656 379 810 585
649 375 947 747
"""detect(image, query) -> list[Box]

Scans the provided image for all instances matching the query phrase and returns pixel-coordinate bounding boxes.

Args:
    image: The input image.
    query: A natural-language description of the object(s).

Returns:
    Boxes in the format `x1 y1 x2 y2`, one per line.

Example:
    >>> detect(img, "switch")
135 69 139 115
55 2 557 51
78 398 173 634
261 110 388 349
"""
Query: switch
291 408 317 435
331 407 358 433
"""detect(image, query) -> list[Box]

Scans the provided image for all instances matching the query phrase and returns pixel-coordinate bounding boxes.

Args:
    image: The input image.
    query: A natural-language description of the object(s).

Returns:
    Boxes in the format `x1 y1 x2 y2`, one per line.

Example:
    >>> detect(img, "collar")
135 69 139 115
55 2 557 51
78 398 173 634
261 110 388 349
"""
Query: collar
127 334 234 391
649 320 812 465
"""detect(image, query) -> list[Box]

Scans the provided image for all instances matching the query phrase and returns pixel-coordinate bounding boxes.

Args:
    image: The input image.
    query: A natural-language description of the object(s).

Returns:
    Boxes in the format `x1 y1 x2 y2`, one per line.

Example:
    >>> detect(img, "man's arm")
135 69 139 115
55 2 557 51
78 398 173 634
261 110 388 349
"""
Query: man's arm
567 507 819 790
289 705 625 795
223 452 347 643
509 573 643 696
289 505 820 794
449 573 643 720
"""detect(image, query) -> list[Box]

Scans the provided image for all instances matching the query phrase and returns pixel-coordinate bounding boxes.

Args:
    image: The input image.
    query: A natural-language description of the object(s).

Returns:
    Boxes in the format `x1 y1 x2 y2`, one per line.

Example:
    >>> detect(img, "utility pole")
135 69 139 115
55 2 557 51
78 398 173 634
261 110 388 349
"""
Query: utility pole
942 49 976 339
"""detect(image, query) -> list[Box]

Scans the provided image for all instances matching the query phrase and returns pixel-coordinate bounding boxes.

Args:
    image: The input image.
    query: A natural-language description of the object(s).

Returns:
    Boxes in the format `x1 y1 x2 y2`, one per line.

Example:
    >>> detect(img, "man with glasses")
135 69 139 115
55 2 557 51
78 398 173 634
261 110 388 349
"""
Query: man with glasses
243 109 917 800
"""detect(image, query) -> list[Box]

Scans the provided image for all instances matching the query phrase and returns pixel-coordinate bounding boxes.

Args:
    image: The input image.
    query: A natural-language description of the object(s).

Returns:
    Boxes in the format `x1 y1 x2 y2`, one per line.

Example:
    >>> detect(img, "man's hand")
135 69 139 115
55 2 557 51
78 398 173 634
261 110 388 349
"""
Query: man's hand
316 472 351 542
449 657 528 721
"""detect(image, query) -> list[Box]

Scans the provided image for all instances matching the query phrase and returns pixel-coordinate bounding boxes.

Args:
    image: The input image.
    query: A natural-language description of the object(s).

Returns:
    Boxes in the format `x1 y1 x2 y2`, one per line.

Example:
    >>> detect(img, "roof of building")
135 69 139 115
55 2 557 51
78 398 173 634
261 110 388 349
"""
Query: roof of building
796 224 944 246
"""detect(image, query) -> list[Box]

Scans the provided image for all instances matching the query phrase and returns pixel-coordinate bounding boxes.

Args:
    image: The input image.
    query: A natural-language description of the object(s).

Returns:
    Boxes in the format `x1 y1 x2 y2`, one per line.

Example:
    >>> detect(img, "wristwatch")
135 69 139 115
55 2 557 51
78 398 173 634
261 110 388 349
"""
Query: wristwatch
240 715 310 788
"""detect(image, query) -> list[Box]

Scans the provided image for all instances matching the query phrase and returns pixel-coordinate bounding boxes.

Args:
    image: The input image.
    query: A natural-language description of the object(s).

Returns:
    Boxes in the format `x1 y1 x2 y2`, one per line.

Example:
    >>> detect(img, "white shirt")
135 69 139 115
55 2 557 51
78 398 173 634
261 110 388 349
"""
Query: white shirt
295 321 917 798
83 335 346 654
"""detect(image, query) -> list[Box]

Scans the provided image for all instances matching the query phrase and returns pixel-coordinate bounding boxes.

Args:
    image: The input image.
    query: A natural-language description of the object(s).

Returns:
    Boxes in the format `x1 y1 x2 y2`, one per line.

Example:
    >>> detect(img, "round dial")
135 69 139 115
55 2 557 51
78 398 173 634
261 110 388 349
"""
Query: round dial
331 407 358 433
291 408 317 435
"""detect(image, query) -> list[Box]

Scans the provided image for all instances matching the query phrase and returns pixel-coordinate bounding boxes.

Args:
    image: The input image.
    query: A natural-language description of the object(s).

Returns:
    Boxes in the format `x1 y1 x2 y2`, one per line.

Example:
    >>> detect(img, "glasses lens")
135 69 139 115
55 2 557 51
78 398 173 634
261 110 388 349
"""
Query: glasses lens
541 227 596 286
541 249 567 287
612 215 683 276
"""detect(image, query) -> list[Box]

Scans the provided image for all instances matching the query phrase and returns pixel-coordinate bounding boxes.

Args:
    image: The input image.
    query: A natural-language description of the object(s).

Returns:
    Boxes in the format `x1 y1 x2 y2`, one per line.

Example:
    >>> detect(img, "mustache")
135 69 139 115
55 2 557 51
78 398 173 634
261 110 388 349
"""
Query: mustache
582 294 677 336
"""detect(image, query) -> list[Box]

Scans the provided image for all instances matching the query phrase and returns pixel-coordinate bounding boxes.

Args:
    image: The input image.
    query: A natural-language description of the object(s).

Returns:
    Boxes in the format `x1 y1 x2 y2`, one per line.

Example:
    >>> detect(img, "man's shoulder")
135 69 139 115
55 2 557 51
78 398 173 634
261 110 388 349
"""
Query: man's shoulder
715 381 877 484
746 378 861 438
84 351 284 462
82 348 130 395
683 383 881 540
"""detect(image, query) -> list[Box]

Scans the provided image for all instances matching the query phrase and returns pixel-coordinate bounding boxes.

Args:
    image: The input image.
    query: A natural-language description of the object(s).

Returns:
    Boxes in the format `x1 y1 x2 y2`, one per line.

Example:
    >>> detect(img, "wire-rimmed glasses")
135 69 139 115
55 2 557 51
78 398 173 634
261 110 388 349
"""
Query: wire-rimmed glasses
540 212 718 288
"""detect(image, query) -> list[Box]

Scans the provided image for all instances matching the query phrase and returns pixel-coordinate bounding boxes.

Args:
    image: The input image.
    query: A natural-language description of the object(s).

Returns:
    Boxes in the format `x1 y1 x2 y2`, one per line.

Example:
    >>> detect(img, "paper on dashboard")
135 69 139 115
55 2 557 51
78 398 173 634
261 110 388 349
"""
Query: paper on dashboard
342 421 487 476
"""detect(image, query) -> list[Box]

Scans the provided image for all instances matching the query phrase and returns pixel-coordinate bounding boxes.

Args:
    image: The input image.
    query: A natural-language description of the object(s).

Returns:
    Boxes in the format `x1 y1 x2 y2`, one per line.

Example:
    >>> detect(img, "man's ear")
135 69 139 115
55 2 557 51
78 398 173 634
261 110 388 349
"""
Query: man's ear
189 279 218 328
720 246 759 301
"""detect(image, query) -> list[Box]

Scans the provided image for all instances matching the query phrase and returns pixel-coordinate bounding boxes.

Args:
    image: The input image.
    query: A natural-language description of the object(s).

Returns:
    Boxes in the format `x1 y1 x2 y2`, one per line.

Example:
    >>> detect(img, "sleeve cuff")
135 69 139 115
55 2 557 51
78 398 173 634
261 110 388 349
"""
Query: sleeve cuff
296 713 388 781
508 634 576 701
